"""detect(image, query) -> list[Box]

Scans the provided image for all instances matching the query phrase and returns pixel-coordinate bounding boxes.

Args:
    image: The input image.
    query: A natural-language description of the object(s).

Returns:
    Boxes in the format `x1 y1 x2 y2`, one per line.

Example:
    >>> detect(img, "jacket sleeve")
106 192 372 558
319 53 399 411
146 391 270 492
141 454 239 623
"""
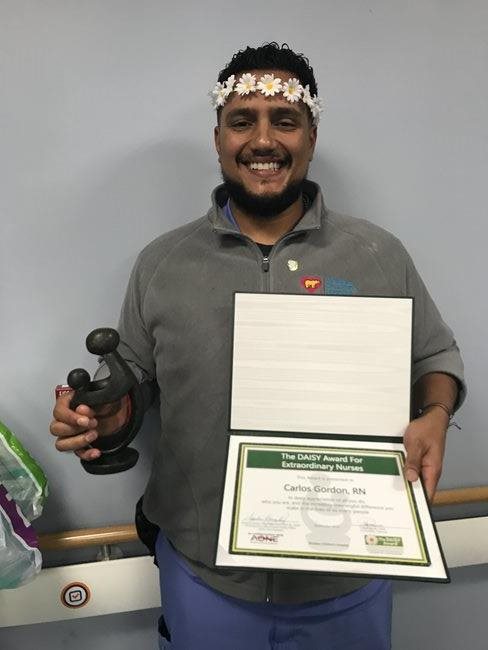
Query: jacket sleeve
92 253 158 410
116 253 157 385
404 248 466 410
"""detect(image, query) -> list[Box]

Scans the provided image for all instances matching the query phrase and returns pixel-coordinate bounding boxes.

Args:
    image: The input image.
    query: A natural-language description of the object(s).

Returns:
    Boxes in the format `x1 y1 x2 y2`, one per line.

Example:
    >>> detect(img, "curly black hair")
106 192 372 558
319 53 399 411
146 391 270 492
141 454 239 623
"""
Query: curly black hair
217 42 318 97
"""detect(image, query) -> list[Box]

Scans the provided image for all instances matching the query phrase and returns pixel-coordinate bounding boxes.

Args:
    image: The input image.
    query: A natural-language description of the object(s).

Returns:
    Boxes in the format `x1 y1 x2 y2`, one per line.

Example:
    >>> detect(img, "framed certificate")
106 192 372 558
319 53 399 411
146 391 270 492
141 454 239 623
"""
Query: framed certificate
216 435 448 581
218 292 449 581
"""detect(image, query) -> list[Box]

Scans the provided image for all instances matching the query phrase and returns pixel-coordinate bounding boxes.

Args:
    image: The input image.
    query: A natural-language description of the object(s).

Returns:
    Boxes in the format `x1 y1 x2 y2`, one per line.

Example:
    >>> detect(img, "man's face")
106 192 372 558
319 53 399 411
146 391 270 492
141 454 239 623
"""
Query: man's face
214 69 317 217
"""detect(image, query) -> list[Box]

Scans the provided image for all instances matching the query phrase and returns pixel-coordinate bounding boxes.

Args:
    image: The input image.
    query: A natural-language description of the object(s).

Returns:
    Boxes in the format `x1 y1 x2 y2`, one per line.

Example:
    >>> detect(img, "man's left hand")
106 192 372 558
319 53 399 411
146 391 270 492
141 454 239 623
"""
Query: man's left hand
403 409 449 501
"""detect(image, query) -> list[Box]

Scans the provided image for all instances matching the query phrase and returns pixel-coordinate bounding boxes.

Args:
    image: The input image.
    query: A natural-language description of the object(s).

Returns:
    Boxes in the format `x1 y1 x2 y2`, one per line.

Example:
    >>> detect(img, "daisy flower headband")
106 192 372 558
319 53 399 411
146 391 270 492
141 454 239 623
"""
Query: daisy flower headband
210 73 324 126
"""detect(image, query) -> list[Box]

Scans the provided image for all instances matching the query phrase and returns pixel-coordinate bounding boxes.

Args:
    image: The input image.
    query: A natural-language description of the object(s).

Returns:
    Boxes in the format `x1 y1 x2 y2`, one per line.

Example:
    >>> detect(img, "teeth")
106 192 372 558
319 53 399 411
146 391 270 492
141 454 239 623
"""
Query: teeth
249 162 281 171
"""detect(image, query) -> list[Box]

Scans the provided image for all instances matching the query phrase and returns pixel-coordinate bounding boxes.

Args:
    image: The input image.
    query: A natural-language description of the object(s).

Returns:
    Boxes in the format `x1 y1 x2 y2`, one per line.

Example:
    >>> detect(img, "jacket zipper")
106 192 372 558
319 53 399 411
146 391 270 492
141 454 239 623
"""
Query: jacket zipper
259 237 294 600
262 251 272 601
260 229 300 278
238 231 312 603
259 251 271 292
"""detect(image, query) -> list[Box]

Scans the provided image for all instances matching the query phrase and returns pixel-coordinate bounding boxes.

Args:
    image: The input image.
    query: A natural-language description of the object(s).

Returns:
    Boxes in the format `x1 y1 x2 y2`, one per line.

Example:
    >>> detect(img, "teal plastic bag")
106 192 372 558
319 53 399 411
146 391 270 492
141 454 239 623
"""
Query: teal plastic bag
0 420 48 521
0 420 47 588
0 485 42 588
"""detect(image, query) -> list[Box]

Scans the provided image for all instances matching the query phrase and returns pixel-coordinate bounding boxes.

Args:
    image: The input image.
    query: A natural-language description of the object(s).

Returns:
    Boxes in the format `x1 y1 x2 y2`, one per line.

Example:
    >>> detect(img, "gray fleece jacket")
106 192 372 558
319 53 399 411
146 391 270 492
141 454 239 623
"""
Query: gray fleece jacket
117 181 465 604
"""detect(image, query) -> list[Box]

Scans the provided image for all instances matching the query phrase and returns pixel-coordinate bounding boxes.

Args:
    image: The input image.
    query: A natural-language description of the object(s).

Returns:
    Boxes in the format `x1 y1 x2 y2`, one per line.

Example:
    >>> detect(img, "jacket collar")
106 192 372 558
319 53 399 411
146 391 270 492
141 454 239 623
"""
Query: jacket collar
207 180 326 236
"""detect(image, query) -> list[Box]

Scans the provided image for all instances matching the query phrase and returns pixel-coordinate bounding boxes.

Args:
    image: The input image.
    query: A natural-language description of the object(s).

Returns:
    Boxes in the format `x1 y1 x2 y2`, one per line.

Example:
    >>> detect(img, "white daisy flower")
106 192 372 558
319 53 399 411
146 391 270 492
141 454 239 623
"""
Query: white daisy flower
224 74 236 94
310 96 324 125
235 73 257 96
210 76 236 108
302 84 314 110
210 82 228 108
257 74 283 97
283 78 303 103
301 85 323 125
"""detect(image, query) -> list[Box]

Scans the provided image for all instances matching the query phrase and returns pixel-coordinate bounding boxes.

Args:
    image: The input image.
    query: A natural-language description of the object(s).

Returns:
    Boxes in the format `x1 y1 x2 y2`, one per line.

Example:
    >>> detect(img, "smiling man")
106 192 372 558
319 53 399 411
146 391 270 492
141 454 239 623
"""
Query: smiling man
214 69 317 244
50 43 465 650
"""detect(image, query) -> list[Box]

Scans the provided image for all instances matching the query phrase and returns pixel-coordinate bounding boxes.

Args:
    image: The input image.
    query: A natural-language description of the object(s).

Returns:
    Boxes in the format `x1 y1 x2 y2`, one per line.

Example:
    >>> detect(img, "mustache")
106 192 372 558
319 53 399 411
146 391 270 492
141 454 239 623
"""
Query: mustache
237 151 291 165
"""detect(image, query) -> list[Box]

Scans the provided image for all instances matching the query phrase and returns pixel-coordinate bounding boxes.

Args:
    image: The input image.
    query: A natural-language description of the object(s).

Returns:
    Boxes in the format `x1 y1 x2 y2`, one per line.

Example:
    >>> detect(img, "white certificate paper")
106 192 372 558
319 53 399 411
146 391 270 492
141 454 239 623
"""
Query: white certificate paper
230 293 413 437
216 435 448 581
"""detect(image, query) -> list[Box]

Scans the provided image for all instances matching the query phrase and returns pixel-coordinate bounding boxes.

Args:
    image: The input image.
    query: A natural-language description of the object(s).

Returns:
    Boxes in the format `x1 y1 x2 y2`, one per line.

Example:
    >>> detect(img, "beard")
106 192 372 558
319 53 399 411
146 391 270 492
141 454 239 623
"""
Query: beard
221 170 307 220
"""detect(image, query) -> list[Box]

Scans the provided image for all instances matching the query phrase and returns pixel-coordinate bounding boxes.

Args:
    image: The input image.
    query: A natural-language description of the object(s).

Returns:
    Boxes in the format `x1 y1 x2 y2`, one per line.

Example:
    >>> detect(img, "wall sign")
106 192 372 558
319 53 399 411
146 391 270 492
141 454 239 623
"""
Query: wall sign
60 582 91 608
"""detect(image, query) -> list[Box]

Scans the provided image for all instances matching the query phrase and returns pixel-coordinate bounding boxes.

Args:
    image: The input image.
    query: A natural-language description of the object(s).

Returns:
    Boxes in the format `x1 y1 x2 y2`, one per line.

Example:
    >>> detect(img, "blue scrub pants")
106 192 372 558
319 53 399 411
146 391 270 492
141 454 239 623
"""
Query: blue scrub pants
155 533 392 650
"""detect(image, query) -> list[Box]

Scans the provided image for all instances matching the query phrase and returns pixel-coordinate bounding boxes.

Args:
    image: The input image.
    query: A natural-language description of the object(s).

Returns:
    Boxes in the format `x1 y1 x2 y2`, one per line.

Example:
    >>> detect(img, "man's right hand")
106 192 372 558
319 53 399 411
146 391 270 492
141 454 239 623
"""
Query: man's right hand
50 392 130 462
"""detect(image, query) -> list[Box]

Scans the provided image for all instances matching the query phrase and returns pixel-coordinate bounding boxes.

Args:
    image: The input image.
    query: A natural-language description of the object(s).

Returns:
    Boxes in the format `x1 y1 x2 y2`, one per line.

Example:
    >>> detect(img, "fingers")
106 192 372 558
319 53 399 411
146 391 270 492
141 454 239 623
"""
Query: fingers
419 443 444 501
51 392 98 455
404 445 439 501
50 417 98 438
52 394 96 433
422 465 442 502
53 428 98 452
50 390 127 462
404 437 423 483
403 417 445 501
51 393 120 438
75 447 102 462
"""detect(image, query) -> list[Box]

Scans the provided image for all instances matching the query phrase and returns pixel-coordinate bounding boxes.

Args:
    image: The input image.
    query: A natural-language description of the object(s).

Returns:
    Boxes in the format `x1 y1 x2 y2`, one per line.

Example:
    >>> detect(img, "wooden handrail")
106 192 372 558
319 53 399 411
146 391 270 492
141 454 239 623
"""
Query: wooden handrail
39 524 137 551
38 486 488 552
432 485 488 507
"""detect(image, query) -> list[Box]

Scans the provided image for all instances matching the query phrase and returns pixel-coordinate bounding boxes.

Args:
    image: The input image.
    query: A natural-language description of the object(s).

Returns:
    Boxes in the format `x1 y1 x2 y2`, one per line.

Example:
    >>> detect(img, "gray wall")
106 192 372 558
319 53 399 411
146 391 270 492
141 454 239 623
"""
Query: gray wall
0 1 487 648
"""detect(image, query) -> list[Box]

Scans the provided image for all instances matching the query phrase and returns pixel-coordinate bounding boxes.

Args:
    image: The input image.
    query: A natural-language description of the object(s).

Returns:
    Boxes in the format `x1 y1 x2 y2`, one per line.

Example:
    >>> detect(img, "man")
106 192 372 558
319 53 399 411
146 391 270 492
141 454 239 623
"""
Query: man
50 43 465 649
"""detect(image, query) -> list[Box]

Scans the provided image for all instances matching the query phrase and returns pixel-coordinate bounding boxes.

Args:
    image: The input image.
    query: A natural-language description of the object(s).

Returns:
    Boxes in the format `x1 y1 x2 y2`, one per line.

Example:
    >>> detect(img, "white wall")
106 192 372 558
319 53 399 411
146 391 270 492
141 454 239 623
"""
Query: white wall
0 1 487 647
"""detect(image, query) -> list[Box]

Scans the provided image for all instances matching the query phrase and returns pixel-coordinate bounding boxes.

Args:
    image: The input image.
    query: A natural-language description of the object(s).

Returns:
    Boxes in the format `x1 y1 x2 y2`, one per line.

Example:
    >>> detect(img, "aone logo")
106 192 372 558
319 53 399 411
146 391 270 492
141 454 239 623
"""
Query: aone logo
250 533 279 544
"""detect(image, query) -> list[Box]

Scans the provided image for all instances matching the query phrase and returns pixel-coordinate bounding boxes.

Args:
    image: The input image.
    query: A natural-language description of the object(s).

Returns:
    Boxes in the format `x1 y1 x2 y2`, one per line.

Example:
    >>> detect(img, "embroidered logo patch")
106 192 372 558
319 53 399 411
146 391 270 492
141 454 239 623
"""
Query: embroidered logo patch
301 276 322 293
325 277 357 295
